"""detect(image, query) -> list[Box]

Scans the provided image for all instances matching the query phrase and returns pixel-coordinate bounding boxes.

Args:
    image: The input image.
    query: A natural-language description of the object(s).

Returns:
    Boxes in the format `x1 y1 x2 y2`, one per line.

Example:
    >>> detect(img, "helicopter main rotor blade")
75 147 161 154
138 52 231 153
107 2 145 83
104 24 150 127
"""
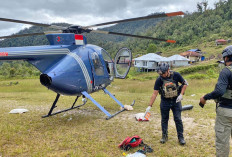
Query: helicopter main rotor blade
85 11 184 28
0 31 63 39
0 33 45 39
92 30 176 43
0 17 66 30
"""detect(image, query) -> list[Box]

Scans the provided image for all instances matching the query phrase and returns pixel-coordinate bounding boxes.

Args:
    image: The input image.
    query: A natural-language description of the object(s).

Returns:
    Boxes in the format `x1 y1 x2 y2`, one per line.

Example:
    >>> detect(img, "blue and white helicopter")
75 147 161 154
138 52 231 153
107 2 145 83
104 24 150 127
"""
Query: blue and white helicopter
0 11 184 119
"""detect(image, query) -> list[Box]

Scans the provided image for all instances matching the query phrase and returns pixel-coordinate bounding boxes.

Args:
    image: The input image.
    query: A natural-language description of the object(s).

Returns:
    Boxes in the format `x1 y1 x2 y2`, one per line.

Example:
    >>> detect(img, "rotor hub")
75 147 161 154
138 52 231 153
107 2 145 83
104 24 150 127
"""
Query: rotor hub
62 26 91 34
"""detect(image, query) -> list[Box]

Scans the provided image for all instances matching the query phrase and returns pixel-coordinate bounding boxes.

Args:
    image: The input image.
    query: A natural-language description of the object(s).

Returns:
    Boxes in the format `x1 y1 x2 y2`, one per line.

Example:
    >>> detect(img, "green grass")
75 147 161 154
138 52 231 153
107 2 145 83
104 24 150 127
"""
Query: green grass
0 78 222 156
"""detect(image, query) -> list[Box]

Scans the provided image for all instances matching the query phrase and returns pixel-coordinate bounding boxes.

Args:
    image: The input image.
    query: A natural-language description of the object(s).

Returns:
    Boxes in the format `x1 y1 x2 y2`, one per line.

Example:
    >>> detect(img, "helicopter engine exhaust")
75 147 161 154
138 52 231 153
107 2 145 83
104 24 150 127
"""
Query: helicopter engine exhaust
40 74 52 87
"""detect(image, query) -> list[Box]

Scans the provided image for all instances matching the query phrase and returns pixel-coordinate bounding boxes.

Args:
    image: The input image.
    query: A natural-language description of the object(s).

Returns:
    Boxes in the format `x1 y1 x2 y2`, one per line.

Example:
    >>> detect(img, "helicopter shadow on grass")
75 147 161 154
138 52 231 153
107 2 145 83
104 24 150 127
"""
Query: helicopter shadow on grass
39 107 105 126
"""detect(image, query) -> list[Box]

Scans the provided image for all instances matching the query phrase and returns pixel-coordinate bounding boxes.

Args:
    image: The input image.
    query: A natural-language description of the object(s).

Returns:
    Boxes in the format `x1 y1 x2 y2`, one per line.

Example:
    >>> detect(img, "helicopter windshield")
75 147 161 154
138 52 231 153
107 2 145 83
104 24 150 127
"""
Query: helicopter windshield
101 49 114 80
91 52 104 76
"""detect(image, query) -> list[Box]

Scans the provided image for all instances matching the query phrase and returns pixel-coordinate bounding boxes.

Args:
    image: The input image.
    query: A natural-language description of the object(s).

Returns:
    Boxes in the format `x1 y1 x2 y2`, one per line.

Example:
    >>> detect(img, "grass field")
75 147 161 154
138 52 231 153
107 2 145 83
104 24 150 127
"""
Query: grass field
0 77 222 157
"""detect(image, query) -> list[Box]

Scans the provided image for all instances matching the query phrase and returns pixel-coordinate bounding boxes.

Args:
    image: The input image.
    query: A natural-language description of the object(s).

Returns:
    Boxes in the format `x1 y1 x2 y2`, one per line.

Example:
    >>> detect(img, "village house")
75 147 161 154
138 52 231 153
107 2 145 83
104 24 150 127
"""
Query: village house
168 55 190 67
180 49 202 63
215 39 227 46
133 53 169 72
134 53 190 72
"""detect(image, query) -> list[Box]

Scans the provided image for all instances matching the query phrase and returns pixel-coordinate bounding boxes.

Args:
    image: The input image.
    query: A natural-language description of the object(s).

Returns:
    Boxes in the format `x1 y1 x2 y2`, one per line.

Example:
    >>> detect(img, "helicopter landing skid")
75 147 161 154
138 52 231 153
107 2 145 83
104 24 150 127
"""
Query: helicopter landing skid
42 94 87 118
82 90 135 120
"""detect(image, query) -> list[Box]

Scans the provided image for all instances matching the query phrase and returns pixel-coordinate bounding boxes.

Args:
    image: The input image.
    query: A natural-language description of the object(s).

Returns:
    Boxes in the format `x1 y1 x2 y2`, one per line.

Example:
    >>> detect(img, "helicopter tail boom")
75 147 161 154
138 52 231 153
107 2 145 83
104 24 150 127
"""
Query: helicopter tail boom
0 45 71 72
0 45 70 58
0 33 86 61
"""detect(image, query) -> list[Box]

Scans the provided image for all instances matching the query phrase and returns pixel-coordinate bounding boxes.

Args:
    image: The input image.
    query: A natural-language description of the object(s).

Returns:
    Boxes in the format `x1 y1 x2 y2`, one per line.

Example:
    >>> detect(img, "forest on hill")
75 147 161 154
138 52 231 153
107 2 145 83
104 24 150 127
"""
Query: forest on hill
0 0 232 79
122 0 232 55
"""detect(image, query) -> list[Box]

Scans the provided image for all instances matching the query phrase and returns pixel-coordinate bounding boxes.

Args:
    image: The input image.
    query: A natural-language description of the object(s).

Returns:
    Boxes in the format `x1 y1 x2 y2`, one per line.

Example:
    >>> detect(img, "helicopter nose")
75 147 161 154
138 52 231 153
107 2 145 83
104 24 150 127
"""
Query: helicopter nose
40 74 52 87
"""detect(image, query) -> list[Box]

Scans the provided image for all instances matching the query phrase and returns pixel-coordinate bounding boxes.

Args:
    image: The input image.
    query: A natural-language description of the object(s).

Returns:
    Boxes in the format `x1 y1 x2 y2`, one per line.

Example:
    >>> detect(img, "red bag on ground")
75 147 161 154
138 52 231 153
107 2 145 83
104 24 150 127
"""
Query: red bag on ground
118 135 143 151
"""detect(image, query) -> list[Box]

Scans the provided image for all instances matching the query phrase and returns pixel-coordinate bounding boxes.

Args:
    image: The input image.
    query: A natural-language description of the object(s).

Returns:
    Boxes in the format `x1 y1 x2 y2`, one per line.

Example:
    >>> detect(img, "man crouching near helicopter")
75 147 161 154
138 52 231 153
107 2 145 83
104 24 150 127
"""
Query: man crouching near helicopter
146 63 188 145
200 45 232 157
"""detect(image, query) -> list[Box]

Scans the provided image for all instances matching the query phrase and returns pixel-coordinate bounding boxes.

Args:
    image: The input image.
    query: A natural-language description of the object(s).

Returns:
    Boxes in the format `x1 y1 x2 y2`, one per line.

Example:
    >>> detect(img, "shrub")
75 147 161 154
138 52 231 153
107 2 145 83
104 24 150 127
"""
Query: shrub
177 63 218 75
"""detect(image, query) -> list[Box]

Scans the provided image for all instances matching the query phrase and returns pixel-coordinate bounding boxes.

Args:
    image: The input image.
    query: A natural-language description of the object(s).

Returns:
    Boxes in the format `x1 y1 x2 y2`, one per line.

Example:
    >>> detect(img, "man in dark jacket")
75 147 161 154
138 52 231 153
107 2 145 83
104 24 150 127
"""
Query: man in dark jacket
200 45 232 157
147 63 188 145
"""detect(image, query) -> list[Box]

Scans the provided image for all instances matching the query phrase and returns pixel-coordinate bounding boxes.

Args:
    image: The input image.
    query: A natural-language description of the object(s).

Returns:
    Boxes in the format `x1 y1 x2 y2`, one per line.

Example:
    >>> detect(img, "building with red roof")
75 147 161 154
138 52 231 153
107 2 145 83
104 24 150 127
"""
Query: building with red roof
216 39 227 46
180 49 202 63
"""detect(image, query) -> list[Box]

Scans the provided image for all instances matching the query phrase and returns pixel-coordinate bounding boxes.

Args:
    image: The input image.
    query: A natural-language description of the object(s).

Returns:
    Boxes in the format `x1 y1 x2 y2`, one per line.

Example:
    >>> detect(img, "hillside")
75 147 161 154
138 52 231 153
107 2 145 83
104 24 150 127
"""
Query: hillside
126 0 232 57
86 0 232 57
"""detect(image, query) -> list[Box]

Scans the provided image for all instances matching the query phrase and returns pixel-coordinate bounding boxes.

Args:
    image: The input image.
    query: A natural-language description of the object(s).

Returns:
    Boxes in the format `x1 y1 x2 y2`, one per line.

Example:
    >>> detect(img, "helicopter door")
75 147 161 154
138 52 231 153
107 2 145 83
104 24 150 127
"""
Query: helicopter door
89 52 106 87
114 48 132 79
101 49 114 81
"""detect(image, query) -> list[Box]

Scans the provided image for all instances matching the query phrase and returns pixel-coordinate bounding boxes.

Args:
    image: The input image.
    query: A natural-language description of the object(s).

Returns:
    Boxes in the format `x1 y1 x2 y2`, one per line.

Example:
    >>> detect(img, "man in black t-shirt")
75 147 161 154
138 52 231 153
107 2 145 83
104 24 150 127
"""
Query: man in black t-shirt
147 63 188 145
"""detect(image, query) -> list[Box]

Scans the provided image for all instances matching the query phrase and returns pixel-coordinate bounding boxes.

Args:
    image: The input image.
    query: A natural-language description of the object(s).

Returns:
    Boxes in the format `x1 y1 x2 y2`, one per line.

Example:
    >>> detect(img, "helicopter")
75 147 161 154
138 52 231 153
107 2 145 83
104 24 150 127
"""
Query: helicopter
0 11 184 120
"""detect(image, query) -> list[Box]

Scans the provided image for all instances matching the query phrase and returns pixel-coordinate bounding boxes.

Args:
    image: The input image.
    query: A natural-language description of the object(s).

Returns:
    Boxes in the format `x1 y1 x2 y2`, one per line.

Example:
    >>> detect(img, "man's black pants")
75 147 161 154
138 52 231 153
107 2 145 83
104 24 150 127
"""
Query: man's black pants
160 99 184 139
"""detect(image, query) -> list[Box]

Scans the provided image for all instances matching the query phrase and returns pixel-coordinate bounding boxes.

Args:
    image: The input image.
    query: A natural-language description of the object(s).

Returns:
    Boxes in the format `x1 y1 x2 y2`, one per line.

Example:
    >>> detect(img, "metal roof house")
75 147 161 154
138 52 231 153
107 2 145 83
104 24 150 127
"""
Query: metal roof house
168 55 190 67
180 50 202 62
188 49 202 53
133 53 169 72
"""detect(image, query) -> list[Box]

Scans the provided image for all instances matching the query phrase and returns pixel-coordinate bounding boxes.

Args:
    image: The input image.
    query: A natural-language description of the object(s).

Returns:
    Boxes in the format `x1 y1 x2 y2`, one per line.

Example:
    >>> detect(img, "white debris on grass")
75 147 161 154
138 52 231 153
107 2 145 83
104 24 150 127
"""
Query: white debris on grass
9 109 29 114
62 113 67 117
191 94 196 97
135 113 149 121
121 105 133 111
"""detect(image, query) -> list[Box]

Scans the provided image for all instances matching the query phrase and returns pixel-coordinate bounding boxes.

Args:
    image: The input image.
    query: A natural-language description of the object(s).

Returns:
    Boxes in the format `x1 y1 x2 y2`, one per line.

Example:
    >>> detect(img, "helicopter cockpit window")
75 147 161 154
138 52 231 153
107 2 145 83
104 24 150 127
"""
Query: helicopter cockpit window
91 52 104 76
101 49 114 80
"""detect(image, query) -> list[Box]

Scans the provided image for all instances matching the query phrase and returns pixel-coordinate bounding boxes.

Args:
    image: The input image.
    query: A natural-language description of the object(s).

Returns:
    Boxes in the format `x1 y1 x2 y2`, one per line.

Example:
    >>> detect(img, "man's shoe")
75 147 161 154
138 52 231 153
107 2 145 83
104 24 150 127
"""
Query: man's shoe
178 138 186 145
160 134 168 144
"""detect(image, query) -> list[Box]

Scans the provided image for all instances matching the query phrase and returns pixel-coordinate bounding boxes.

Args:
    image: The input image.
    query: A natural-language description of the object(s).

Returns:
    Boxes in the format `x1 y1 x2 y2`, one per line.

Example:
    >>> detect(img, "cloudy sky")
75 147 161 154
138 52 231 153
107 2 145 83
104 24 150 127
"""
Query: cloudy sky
0 0 220 37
